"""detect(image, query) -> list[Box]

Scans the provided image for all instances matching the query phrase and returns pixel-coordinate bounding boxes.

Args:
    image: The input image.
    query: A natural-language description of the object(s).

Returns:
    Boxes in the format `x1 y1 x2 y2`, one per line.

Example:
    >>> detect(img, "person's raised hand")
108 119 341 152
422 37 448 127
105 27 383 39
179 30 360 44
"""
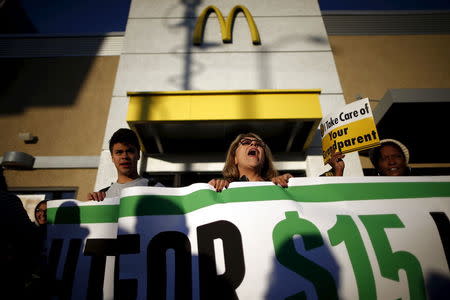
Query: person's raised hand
271 173 293 187
87 191 106 202
208 178 231 192
328 151 345 176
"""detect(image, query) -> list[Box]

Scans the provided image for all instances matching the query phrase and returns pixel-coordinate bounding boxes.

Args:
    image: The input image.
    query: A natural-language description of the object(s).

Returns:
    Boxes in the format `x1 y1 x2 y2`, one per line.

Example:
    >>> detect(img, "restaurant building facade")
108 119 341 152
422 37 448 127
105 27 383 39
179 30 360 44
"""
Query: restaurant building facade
1 0 449 205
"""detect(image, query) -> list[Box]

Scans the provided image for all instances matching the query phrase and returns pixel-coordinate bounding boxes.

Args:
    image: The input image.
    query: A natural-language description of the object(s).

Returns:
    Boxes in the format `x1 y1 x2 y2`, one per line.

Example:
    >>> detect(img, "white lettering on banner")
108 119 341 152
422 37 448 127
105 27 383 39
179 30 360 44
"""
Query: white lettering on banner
47 177 450 300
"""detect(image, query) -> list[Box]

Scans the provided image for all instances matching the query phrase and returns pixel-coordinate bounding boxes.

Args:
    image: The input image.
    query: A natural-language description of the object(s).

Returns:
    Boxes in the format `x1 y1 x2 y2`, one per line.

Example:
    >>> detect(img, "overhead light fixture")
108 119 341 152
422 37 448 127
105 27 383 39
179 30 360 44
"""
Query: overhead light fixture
1 151 35 170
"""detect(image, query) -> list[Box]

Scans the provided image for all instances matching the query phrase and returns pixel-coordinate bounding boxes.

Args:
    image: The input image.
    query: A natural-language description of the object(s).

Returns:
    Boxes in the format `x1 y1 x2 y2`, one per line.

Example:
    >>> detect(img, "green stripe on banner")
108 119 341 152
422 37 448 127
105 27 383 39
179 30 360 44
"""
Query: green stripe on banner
119 189 218 218
288 182 450 202
119 182 450 217
49 181 450 223
47 205 119 224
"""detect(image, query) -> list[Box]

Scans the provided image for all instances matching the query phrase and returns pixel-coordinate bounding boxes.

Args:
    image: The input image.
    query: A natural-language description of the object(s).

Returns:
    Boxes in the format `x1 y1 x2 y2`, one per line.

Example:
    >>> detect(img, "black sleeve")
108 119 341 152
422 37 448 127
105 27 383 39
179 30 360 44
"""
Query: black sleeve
98 185 111 193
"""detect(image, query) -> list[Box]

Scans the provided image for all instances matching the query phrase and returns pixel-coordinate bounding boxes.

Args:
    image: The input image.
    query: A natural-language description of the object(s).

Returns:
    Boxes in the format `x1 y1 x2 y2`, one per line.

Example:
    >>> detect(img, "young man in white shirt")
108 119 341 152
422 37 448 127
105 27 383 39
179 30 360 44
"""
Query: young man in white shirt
88 128 163 201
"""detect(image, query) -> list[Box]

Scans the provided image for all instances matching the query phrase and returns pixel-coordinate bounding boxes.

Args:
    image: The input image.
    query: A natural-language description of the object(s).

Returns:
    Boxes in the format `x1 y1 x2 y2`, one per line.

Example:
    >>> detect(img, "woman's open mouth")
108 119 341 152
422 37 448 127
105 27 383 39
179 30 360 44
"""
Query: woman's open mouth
247 148 258 157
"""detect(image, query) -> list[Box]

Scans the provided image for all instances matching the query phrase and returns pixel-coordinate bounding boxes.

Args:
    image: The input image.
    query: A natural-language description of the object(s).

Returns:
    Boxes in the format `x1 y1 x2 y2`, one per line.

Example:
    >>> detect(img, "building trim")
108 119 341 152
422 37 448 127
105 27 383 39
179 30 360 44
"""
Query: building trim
321 10 450 15
145 154 307 172
322 10 450 35
1 11 449 57
0 156 100 169
0 34 124 58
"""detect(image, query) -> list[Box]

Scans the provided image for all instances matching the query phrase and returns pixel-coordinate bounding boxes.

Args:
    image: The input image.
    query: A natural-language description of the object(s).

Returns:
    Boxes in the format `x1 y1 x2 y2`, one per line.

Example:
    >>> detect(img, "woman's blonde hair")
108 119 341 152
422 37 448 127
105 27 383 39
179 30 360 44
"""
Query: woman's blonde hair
222 132 279 181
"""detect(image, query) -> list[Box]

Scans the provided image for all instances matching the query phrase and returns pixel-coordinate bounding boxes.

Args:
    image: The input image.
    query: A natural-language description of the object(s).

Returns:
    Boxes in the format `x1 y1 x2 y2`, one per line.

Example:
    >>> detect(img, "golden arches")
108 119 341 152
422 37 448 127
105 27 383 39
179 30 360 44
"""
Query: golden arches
193 5 261 45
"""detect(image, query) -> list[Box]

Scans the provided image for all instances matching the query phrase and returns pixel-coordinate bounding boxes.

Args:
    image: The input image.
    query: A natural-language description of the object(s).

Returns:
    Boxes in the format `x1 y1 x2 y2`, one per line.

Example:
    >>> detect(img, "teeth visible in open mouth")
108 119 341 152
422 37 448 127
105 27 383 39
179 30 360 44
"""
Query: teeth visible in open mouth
248 150 256 156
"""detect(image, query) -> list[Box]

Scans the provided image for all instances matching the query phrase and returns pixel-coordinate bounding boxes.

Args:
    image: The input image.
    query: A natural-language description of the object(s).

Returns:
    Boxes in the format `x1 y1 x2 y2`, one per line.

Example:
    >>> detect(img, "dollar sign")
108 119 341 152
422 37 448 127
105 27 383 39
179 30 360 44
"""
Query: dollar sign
272 211 338 300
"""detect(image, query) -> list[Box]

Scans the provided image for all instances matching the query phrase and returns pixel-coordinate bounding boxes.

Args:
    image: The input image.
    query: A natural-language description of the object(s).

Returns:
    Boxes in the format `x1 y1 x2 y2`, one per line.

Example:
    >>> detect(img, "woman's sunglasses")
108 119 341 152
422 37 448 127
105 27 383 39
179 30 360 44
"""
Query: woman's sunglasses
239 138 265 148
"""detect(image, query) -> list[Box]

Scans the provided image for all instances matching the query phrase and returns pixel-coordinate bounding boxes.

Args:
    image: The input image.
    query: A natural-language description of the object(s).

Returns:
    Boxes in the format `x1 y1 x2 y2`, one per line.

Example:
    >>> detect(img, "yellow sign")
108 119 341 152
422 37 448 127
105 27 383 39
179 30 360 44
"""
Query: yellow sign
321 98 380 164
193 5 261 45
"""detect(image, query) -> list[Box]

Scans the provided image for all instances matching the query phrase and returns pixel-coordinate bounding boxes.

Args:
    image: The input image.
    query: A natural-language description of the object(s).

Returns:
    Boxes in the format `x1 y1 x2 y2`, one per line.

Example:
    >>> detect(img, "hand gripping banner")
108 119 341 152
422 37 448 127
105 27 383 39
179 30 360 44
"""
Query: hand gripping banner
47 177 450 300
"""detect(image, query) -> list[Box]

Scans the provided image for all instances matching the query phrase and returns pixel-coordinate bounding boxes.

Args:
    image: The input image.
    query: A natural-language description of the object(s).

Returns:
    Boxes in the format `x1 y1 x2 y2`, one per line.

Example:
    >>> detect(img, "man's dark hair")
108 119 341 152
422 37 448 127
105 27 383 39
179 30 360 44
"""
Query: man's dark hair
109 128 141 153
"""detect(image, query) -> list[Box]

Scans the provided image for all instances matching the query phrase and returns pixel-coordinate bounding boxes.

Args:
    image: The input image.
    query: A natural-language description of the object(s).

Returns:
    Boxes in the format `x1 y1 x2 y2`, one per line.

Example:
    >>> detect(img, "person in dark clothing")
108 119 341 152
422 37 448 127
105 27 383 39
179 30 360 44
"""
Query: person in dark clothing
0 191 41 298
0 168 44 299
369 138 412 176
32 199 48 297
34 200 47 226
328 138 413 177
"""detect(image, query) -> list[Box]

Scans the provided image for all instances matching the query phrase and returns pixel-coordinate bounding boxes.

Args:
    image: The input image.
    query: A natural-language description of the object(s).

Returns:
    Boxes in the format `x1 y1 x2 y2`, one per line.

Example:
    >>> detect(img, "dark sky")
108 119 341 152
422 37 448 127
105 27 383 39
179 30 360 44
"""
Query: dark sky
3 0 450 34
2 0 132 34
19 0 132 33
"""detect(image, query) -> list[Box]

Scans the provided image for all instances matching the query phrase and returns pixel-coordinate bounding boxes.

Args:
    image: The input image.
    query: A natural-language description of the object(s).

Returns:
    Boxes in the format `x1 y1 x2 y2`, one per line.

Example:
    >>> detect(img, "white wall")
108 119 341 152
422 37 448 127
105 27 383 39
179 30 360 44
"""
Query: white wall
95 0 363 190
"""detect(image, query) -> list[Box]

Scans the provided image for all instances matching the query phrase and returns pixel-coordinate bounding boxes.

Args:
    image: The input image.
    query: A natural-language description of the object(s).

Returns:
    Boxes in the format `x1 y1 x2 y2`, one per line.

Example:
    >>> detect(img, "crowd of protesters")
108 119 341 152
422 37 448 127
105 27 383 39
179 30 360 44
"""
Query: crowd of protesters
2 127 416 297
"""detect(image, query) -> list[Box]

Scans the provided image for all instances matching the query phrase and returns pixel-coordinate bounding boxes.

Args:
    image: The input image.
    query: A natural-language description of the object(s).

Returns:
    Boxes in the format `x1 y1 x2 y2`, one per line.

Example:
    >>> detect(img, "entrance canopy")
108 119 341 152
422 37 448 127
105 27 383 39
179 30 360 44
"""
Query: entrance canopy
373 88 450 164
126 89 322 155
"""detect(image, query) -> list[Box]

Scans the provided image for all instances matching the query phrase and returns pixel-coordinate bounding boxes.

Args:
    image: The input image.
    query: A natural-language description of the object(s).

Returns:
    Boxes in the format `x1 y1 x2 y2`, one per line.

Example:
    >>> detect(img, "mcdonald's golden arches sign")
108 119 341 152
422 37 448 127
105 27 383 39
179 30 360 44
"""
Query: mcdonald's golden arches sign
193 5 261 45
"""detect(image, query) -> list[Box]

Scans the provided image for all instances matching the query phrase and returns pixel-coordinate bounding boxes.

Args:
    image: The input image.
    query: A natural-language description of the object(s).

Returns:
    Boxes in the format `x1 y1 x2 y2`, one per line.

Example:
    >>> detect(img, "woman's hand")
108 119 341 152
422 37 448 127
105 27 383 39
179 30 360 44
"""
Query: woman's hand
271 173 293 187
328 151 345 176
87 191 106 202
208 178 231 192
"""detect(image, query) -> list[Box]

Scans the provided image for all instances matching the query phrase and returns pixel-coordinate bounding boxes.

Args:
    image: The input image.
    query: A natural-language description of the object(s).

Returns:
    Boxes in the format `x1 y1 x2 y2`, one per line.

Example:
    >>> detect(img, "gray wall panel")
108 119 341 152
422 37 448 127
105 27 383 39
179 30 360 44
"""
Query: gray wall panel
101 96 131 150
112 52 342 95
123 16 331 53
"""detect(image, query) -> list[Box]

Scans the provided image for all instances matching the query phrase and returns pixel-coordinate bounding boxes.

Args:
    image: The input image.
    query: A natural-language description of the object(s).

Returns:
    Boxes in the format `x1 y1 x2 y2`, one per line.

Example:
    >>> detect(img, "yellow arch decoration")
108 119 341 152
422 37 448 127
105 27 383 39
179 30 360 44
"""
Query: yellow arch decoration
193 5 261 45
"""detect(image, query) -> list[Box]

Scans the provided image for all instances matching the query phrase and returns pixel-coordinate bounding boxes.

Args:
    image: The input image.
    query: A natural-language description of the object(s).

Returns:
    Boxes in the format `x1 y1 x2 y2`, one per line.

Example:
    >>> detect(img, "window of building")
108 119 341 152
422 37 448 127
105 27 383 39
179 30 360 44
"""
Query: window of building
10 187 77 223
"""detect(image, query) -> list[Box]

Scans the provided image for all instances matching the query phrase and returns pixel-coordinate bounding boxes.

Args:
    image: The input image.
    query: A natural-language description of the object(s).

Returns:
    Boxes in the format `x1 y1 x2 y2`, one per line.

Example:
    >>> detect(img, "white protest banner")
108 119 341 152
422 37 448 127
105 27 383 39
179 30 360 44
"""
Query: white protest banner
47 197 120 300
320 98 380 164
47 177 450 300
